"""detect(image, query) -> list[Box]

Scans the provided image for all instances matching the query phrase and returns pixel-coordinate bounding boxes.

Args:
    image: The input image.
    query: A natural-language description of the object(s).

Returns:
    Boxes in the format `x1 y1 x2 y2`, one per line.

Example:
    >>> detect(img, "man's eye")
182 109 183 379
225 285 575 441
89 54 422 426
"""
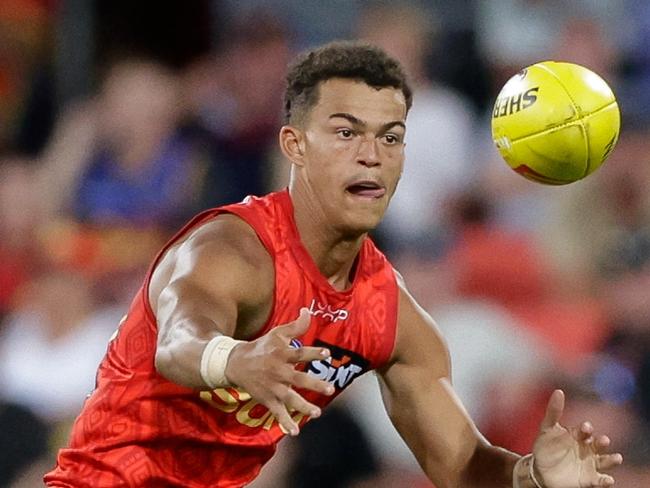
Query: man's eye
383 134 400 144
337 129 354 139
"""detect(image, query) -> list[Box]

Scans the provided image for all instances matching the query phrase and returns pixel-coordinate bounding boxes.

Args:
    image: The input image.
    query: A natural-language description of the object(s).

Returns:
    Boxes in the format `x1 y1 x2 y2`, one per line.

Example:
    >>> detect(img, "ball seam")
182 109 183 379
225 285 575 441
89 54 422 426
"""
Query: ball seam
535 63 592 177
506 101 617 144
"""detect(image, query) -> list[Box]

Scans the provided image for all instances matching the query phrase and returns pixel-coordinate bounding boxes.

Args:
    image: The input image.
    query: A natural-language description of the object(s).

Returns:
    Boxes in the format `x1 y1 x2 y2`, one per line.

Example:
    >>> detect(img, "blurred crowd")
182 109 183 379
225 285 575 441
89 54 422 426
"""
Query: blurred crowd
1 0 650 486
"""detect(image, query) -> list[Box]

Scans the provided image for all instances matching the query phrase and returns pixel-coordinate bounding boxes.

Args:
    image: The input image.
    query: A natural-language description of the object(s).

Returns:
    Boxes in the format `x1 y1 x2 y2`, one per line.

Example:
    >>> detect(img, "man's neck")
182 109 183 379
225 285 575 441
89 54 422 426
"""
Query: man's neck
290 188 366 291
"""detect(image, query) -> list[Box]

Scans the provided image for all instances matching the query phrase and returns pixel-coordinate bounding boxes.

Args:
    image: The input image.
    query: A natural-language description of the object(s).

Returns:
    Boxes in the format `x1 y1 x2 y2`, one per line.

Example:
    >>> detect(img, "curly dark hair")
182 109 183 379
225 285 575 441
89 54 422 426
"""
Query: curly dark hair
283 41 413 125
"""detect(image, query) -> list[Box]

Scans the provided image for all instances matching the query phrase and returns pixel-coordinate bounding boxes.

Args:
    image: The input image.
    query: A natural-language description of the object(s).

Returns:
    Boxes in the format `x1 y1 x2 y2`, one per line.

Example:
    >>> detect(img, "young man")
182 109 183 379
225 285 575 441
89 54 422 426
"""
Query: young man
46 41 622 487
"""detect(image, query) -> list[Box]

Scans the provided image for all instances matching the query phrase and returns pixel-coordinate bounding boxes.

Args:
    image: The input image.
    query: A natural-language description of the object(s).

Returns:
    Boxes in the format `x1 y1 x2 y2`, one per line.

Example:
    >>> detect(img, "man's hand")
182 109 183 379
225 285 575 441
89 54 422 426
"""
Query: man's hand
224 308 334 436
532 390 623 487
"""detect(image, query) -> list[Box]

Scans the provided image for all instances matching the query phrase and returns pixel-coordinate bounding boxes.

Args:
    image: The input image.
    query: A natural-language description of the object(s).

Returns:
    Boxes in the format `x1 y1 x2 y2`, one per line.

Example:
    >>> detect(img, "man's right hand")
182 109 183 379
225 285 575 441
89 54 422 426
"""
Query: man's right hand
224 308 334 435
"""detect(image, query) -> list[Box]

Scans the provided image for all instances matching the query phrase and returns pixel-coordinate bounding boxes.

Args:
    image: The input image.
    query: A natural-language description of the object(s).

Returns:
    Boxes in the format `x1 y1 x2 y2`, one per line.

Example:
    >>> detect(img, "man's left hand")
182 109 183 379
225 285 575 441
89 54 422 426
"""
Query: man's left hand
532 390 624 487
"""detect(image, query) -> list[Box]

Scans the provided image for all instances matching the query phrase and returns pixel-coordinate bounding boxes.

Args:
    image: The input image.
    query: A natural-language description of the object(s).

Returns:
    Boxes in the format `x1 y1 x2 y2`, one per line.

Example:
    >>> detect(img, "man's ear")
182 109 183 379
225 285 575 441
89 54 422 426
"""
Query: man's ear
279 125 306 167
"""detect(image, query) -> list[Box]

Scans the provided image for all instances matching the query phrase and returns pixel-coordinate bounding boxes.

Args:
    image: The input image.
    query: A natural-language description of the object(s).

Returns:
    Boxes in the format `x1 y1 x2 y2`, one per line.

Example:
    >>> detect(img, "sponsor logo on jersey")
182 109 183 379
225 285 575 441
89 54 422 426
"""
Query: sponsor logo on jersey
199 342 369 432
307 299 349 323
306 340 369 390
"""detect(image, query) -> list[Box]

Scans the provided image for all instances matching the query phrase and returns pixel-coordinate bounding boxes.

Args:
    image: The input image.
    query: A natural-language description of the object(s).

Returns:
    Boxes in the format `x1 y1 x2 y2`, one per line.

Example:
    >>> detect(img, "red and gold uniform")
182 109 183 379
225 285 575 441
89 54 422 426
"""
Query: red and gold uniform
45 190 398 487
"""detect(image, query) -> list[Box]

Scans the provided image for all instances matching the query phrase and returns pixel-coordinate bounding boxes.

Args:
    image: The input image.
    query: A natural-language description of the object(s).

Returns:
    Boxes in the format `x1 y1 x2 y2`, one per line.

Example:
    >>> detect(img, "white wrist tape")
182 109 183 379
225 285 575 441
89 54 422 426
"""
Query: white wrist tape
513 454 543 488
200 335 244 389
529 455 544 488
513 455 525 488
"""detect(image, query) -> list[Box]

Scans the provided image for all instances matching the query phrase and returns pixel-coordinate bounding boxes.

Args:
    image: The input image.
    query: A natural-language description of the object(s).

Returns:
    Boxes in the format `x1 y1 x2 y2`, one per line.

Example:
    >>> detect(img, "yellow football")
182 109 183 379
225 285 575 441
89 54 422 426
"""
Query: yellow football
491 61 620 185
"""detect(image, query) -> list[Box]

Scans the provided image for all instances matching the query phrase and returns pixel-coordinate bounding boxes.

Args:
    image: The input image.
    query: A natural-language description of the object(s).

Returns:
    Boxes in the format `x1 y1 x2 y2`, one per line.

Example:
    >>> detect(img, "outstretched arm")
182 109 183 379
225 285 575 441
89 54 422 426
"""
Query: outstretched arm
152 215 333 435
378 281 622 488
377 285 517 487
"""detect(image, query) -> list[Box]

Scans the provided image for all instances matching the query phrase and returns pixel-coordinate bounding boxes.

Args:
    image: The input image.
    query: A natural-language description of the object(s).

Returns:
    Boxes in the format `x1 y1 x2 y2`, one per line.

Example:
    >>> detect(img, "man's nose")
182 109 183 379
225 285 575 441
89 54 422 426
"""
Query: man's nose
357 136 380 167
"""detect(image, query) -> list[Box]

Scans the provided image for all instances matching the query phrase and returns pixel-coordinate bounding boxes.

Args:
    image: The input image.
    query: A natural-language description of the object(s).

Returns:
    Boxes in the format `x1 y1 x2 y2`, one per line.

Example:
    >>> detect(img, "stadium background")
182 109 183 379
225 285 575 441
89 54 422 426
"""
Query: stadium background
1 0 650 486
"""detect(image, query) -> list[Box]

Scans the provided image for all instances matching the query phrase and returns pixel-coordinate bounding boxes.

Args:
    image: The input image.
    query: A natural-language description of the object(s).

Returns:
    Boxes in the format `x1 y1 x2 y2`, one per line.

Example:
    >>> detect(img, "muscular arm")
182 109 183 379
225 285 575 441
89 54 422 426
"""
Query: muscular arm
151 215 333 434
152 215 274 389
378 281 524 488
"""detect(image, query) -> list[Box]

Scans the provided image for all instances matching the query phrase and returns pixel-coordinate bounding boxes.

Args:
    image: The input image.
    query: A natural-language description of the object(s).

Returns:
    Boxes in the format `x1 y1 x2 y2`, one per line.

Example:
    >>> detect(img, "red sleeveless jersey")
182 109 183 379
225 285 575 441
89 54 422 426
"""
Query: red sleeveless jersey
45 189 399 488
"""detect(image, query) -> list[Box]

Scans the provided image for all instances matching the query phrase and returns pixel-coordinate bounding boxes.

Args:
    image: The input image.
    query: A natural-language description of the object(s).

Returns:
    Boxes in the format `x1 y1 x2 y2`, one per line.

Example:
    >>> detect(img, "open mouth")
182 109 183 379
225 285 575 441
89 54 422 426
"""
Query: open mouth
345 181 386 199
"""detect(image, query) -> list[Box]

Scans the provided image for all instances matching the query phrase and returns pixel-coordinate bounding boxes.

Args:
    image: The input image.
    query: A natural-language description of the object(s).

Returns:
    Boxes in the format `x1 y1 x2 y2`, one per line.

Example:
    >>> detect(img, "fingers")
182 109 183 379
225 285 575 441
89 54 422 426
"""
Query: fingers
597 453 624 471
576 428 616 454
288 369 335 396
282 388 322 419
245 308 339 436
276 308 312 339
266 400 301 436
593 473 615 486
286 345 330 364
267 387 323 436
593 434 623 470
594 434 610 451
585 431 622 486
540 389 565 431
274 309 331 363
578 421 595 443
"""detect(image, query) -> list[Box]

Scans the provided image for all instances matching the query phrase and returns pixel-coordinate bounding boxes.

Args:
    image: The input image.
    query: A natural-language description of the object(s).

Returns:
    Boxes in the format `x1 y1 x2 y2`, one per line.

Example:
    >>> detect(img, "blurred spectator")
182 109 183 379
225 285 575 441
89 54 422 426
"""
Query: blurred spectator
552 17 618 83
36 218 167 306
34 99 98 223
95 0 214 71
638 352 650 425
428 19 492 115
0 0 57 155
0 401 49 486
287 406 380 488
593 321 650 472
475 0 626 91
186 13 291 207
36 59 210 230
73 59 208 227
442 190 611 372
615 0 650 128
0 158 41 317
434 300 551 428
356 2 477 256
537 130 650 327
250 396 433 488
23 59 208 310
339 372 422 475
0 270 121 423
219 0 360 50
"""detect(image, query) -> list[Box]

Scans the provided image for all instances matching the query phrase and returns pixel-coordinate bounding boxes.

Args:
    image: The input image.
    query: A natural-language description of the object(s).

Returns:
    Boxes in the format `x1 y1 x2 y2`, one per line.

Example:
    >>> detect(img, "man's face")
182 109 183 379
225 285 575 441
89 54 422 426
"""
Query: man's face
292 78 407 234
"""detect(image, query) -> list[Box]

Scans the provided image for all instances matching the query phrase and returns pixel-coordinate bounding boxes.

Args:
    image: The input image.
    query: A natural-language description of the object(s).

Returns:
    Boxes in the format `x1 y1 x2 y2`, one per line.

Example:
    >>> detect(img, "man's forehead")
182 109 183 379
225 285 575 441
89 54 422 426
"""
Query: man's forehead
314 78 407 120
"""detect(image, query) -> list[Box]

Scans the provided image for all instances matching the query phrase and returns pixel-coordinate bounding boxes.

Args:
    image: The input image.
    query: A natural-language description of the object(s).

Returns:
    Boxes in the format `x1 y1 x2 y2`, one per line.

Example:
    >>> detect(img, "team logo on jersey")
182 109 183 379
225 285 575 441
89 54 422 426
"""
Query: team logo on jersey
307 340 369 390
307 299 349 323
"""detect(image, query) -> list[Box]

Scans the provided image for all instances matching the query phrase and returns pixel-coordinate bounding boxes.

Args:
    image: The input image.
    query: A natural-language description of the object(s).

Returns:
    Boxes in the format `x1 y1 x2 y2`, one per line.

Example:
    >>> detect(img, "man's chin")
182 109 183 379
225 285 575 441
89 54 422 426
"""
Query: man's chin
338 211 384 237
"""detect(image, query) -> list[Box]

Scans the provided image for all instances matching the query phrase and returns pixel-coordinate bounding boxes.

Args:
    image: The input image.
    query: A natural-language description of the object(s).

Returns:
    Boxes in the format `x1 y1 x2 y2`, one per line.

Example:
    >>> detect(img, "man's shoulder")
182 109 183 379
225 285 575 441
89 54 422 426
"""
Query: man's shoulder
392 273 435 332
182 213 273 272
150 212 275 315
